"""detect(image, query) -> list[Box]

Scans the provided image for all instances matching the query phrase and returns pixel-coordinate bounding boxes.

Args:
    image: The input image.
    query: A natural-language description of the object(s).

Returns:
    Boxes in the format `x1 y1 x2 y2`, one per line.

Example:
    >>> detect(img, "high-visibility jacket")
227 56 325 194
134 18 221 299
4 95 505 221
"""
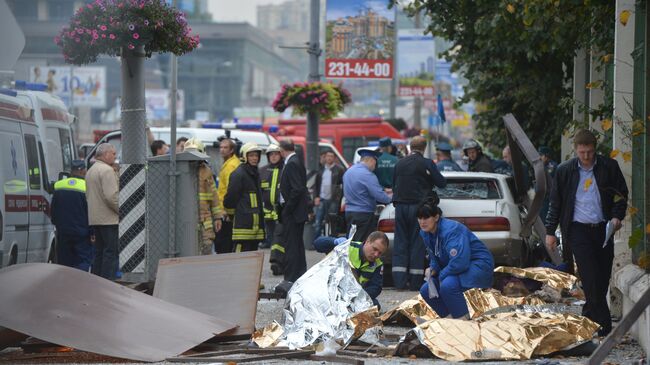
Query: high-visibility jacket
217 154 241 216
51 177 91 237
348 241 383 300
259 161 283 221
198 162 221 242
223 163 265 241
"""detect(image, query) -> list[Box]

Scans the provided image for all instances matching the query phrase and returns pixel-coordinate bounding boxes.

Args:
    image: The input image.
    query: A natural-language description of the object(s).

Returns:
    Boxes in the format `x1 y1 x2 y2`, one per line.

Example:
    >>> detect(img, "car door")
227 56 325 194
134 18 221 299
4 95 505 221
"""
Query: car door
0 121 29 266
21 123 51 263
503 114 561 264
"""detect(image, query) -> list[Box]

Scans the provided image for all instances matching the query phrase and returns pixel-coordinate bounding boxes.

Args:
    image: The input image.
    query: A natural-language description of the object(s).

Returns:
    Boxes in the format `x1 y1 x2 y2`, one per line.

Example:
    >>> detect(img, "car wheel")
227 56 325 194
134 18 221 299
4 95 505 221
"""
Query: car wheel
48 241 57 264
8 248 17 266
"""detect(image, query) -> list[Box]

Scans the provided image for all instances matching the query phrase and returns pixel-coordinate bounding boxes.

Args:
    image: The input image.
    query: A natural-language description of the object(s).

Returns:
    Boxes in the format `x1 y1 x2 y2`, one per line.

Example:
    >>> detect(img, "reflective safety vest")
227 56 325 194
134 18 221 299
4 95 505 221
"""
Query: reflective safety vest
260 163 282 221
54 176 86 193
348 241 382 285
52 177 90 237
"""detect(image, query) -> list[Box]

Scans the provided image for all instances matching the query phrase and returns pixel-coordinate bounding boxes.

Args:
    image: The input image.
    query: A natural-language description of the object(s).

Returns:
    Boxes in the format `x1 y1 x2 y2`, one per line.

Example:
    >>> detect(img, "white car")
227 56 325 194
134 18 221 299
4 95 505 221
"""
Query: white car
378 171 536 268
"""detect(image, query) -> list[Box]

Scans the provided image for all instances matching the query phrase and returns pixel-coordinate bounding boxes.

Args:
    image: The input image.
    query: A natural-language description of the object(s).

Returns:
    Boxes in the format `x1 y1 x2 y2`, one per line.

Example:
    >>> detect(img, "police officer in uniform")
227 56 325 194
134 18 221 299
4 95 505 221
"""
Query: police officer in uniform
51 160 94 271
435 142 462 172
313 231 388 308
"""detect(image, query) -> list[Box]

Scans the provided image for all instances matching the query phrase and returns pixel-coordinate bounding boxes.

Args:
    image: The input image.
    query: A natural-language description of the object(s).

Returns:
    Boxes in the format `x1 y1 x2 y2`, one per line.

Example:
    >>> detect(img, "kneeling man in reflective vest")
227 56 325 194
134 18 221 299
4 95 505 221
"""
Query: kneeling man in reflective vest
313 231 388 309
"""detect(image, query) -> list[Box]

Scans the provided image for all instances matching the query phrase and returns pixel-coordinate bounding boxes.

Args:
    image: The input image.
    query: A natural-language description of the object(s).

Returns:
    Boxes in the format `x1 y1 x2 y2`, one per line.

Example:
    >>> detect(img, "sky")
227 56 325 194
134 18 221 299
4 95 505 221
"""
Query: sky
208 0 289 25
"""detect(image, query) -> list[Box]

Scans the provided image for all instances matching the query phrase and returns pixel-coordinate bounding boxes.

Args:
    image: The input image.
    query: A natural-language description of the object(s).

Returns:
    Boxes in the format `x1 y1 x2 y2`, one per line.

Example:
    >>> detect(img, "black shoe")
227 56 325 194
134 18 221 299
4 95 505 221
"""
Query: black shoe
271 265 283 276
274 280 293 296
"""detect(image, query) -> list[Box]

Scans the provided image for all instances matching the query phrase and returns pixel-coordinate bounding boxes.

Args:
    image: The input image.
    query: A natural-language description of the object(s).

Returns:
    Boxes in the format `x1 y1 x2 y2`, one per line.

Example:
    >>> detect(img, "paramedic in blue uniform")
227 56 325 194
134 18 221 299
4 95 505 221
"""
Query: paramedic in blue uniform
313 231 388 308
416 196 494 318
343 149 392 243
50 160 94 271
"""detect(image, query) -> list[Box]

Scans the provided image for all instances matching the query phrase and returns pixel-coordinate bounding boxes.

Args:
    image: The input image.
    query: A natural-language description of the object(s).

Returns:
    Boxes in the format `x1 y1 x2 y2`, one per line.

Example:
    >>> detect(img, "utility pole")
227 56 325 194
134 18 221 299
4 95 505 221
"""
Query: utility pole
389 5 398 120
413 10 422 130
167 6 179 258
306 0 321 177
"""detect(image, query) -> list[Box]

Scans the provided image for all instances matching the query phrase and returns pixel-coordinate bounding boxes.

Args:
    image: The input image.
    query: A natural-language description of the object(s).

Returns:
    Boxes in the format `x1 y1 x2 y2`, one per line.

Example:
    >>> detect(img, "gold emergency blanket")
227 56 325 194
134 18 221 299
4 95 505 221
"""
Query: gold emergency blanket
495 266 577 291
463 288 545 319
404 312 599 361
380 295 439 326
252 321 284 348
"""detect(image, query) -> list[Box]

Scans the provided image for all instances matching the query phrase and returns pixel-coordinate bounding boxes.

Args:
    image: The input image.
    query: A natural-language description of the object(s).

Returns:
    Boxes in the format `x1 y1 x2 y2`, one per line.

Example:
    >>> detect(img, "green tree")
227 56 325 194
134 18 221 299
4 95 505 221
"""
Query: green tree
391 0 615 158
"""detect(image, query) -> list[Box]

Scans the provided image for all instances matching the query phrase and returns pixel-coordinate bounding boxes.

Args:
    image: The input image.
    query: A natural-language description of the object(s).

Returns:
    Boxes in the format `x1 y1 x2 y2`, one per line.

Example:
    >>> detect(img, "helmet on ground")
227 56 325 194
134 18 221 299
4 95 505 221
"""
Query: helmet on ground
265 144 281 156
462 139 482 154
183 137 205 153
240 142 263 163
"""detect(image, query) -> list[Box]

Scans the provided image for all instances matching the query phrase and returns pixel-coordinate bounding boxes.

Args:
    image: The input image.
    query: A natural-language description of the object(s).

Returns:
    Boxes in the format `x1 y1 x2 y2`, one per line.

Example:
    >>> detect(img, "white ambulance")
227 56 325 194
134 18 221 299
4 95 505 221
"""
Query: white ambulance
0 88 57 267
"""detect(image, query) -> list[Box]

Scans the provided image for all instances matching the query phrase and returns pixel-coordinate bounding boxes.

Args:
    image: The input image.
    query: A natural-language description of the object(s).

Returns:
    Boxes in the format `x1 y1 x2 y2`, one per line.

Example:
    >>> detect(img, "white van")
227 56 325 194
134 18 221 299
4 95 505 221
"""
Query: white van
87 127 279 171
0 90 56 268
14 83 77 180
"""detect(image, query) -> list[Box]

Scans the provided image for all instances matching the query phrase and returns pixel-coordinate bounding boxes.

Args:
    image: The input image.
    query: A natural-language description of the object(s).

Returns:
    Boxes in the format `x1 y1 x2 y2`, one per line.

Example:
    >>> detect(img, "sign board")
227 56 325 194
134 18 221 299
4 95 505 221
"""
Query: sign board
145 89 185 122
325 0 395 79
397 29 435 97
29 66 106 109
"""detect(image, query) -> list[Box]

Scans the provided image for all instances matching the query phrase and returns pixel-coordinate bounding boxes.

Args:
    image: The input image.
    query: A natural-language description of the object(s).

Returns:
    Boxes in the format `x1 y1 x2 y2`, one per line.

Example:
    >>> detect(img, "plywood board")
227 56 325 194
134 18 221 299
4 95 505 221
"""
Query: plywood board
0 263 236 362
154 251 264 337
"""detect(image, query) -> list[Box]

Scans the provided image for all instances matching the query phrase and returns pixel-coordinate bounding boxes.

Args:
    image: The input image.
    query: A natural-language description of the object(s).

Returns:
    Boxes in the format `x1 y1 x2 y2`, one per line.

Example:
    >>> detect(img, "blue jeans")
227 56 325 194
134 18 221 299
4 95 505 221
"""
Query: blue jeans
419 275 470 318
313 198 331 241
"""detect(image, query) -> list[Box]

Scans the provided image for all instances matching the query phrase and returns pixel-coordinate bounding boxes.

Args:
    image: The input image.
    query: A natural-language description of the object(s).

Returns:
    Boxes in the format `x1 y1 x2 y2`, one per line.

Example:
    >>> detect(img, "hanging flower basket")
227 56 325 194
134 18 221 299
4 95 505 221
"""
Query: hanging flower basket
271 82 351 121
55 0 200 65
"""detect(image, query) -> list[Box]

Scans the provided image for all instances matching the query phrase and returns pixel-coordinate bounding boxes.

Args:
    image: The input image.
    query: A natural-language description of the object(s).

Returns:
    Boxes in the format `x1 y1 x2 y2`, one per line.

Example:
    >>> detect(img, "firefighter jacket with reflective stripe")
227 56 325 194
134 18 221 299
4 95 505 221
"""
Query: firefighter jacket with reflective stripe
259 161 283 221
348 241 383 301
51 177 91 237
198 162 221 242
217 154 241 216
223 163 265 241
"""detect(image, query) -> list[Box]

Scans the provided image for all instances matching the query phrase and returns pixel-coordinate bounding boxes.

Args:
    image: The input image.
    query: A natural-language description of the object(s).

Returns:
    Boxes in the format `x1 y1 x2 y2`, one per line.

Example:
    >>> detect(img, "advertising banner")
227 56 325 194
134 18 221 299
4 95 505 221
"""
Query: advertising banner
145 89 185 122
30 66 106 108
325 0 395 79
397 29 435 97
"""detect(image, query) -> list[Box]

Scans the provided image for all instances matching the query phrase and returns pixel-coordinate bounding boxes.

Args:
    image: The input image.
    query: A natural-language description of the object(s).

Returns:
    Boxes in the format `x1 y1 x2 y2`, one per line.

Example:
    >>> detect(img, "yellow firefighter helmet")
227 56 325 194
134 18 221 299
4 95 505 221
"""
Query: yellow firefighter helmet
183 137 205 153
240 142 263 163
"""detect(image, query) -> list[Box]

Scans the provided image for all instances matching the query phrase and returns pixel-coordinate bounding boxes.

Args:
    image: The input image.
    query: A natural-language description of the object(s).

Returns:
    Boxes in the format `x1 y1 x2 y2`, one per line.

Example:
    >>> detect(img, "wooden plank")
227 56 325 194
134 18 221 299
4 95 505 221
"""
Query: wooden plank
336 349 376 358
588 287 650 365
167 350 314 363
154 252 264 337
310 354 365 365
183 348 295 358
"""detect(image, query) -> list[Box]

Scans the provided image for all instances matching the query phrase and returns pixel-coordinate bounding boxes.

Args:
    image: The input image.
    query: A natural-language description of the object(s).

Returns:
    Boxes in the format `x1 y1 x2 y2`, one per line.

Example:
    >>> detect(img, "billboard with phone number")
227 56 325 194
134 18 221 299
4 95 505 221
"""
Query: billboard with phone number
325 0 395 80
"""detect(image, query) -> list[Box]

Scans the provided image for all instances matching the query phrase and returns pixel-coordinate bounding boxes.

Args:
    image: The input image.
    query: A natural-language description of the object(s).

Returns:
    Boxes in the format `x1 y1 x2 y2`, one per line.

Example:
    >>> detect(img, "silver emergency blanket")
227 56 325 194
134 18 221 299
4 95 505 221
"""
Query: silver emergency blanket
278 237 375 349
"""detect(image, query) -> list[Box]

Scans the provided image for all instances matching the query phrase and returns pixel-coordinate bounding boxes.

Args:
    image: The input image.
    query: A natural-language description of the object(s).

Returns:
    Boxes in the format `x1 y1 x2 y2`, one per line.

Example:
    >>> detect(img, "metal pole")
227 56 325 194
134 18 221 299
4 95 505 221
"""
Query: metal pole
69 66 74 111
413 10 422 130
306 0 321 177
121 45 147 164
167 0 179 258
389 5 398 120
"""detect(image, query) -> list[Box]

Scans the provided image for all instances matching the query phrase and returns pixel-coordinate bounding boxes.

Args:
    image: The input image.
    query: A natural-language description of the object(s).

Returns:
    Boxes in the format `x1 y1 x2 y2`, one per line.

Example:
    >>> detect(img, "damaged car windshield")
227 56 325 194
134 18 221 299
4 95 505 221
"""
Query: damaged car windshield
435 179 501 199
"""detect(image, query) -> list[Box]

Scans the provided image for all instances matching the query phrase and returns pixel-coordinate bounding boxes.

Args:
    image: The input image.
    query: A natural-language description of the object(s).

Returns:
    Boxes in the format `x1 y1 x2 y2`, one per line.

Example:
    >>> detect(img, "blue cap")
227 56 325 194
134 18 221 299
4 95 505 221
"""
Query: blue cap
436 142 453 152
379 137 392 147
538 146 552 156
71 160 86 171
357 149 382 159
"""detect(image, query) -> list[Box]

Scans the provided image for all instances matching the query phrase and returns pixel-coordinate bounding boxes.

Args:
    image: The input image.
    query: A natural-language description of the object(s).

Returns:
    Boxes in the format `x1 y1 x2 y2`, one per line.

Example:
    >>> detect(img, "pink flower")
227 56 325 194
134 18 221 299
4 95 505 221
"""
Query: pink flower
76 28 83 34
128 44 135 50
132 33 140 39
92 33 99 40
101 34 106 38
100 25 107 31
75 38 80 43
109 34 115 39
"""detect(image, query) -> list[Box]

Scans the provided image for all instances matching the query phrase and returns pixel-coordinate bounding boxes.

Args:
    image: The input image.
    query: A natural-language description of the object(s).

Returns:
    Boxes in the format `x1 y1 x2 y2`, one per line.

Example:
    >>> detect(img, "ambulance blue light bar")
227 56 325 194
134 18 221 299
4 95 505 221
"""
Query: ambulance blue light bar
14 80 48 92
202 121 263 130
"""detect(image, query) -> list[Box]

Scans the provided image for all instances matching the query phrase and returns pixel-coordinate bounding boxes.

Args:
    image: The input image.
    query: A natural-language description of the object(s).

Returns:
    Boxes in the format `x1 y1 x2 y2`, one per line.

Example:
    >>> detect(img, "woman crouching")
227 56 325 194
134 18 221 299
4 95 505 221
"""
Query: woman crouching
417 196 494 319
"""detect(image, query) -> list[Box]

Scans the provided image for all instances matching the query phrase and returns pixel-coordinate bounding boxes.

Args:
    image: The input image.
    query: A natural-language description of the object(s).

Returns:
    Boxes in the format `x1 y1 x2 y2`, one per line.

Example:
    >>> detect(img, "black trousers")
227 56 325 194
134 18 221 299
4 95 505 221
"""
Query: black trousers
345 211 376 243
233 240 259 252
283 220 306 282
214 220 233 254
569 222 614 336
91 225 118 280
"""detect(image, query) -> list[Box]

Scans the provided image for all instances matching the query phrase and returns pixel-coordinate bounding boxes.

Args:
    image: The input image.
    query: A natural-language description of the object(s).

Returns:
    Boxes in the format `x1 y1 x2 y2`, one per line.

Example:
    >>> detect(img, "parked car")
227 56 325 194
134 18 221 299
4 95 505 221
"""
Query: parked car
377 114 551 285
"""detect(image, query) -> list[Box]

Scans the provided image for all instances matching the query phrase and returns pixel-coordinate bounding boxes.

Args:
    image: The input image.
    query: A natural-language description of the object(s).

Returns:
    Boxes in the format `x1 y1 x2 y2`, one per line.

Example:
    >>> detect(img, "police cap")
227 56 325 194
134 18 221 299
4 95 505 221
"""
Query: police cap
357 148 382 159
436 142 453 152
71 160 86 171
379 137 392 147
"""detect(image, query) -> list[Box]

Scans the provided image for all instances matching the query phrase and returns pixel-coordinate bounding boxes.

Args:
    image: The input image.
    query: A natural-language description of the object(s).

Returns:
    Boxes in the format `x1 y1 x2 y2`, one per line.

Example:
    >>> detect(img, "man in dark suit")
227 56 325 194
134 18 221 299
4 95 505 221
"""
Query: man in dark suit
278 140 310 284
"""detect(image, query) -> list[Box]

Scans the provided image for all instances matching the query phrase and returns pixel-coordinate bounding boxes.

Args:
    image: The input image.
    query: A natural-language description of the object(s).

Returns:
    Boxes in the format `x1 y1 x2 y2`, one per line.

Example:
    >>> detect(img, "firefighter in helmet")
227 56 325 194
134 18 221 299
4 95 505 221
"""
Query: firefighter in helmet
224 142 265 252
462 139 493 173
184 138 222 255
259 144 285 274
